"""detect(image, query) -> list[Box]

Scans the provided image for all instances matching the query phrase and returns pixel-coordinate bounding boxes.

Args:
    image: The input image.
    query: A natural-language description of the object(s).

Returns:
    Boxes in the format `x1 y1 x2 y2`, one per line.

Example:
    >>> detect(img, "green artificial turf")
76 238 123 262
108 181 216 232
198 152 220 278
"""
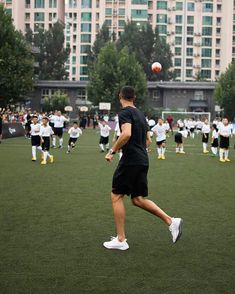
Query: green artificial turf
0 130 234 294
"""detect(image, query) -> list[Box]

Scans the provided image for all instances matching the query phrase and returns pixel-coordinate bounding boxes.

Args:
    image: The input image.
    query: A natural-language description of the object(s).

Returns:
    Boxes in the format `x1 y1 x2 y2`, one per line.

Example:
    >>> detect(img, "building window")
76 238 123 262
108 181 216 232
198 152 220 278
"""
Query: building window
119 8 125 16
25 0 31 8
118 20 125 27
217 4 222 12
69 0 77 8
49 0 57 8
80 66 88 75
81 23 92 32
201 59 211 68
187 26 194 35
175 47 181 56
175 69 181 78
203 3 213 13
175 58 181 67
186 69 192 77
104 19 112 26
80 45 91 53
175 37 182 45
158 25 167 34
72 56 76 64
72 67 76 75
25 13 30 21
157 1 167 10
105 8 112 16
202 27 212 36
201 48 212 57
187 16 194 25
194 91 204 101
175 26 182 34
81 0 92 8
156 14 167 23
176 2 183 11
215 59 220 66
186 58 193 67
187 2 194 11
203 16 213 26
131 0 148 3
34 23 44 31
80 34 91 43
81 12 92 22
80 56 88 64
201 70 211 79
175 15 183 24
187 37 193 46
202 38 212 46
186 48 193 56
34 12 44 22
34 0 44 8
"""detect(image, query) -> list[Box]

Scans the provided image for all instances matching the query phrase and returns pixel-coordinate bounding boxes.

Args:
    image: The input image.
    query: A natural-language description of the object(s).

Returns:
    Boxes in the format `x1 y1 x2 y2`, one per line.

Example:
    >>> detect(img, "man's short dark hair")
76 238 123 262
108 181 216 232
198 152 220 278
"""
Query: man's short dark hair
120 86 135 101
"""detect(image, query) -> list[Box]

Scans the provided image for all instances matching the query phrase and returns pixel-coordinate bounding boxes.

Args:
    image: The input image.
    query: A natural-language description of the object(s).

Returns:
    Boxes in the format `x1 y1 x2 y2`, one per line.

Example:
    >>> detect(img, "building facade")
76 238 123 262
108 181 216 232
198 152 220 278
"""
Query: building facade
1 0 234 82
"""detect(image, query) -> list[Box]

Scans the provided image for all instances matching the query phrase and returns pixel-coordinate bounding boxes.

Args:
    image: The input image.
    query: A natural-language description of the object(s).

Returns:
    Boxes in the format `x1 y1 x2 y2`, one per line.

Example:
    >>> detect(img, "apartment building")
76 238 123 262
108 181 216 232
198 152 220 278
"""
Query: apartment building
1 0 234 82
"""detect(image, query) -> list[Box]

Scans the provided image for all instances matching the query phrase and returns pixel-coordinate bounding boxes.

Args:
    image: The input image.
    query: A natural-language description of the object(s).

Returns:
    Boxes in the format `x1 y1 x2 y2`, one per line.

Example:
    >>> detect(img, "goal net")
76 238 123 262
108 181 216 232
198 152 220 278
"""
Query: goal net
162 111 211 127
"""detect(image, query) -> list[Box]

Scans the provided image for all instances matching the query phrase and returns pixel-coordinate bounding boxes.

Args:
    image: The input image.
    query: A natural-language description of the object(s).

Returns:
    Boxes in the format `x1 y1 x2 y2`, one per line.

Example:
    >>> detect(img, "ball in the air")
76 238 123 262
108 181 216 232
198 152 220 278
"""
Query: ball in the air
151 62 162 72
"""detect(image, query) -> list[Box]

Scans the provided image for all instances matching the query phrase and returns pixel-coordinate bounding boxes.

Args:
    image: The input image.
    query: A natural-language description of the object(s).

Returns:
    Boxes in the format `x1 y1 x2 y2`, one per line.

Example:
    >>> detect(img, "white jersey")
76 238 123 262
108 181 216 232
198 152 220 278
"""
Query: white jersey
152 123 168 142
219 125 231 137
196 120 203 129
68 127 82 138
30 123 41 136
114 122 121 137
39 125 54 137
99 123 111 137
202 123 210 134
164 122 170 131
54 115 67 128
177 120 184 129
212 129 219 139
188 120 196 129
49 114 56 124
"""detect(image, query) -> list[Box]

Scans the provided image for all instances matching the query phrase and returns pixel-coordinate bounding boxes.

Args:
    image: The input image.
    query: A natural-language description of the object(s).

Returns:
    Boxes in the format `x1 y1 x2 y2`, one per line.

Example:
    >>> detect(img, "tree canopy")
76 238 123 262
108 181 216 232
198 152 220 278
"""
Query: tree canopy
0 5 34 105
215 62 235 119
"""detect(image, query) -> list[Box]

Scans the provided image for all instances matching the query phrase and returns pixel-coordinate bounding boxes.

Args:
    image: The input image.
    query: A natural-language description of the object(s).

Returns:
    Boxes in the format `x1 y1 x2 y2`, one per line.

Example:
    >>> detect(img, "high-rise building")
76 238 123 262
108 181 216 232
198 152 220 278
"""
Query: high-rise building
1 0 234 82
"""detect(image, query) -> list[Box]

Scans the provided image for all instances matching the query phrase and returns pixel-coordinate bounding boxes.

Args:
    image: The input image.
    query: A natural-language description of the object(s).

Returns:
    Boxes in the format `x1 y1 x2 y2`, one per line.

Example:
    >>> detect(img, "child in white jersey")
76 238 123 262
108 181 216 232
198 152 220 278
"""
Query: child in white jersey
39 117 54 165
201 119 210 153
30 115 43 161
67 122 82 154
218 118 231 162
211 124 219 157
152 118 168 160
98 120 112 152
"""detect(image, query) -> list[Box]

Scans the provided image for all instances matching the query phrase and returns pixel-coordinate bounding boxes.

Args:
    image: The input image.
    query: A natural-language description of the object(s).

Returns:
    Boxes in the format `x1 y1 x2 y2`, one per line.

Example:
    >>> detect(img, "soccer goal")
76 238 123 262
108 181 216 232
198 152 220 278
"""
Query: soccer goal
162 111 211 124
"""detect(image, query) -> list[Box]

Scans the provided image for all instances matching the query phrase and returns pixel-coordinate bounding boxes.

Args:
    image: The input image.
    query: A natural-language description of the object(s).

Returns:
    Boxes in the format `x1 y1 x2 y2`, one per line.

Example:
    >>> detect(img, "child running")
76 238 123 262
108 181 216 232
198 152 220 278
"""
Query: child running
98 120 111 152
30 115 42 161
67 122 82 154
39 117 54 165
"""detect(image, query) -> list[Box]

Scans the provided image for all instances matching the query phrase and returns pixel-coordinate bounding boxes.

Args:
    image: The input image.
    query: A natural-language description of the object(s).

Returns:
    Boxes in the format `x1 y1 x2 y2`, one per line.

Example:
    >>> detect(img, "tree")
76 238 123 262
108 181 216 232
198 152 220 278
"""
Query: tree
33 22 70 80
215 62 235 119
88 43 147 111
0 5 34 106
43 91 69 112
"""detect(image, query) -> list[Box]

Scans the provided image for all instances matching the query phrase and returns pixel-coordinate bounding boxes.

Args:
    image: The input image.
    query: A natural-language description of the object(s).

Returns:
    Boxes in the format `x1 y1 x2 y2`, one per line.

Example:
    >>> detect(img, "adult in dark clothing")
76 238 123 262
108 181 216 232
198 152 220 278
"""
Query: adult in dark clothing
103 86 183 250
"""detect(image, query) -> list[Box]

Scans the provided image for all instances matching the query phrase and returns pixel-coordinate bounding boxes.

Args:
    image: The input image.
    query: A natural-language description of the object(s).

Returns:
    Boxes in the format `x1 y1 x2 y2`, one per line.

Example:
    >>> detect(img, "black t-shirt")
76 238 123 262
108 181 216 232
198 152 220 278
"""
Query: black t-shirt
118 106 149 166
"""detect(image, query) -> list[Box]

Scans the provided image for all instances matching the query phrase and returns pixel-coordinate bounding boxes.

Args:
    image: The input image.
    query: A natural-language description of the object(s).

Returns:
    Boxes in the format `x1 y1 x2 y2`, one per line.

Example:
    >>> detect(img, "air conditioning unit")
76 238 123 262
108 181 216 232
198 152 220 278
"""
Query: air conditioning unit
167 8 172 11
172 7 176 11
167 31 171 36
194 54 198 57
196 65 201 68
171 31 175 34
171 42 175 46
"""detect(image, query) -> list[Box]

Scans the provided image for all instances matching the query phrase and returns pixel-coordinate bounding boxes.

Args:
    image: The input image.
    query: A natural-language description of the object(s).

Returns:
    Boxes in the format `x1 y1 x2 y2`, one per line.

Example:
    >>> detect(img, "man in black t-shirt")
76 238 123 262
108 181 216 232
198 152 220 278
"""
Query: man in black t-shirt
103 86 183 250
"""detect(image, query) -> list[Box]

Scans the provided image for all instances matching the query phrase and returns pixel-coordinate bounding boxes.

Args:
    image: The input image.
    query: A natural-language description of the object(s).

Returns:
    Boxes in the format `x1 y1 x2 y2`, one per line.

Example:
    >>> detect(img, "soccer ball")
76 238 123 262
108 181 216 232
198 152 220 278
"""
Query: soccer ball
151 62 162 72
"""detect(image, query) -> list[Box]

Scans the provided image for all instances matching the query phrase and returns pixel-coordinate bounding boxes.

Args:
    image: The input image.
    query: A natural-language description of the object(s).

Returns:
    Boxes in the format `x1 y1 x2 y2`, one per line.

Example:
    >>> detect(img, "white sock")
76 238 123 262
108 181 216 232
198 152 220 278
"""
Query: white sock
192 133 195 139
119 151 123 160
180 147 184 152
176 147 179 153
47 152 51 159
37 146 42 152
157 148 161 155
106 143 109 150
67 145 71 152
59 138 63 147
203 143 207 151
224 150 229 159
219 149 224 160
32 146 36 158
162 147 166 155
52 137 56 146
43 151 48 161
214 148 217 155
99 144 104 151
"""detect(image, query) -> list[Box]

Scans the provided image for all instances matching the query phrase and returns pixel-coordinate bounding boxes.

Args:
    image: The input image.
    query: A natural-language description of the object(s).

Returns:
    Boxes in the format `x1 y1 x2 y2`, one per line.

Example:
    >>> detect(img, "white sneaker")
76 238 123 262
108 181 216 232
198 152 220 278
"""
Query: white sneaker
169 218 183 243
103 236 129 250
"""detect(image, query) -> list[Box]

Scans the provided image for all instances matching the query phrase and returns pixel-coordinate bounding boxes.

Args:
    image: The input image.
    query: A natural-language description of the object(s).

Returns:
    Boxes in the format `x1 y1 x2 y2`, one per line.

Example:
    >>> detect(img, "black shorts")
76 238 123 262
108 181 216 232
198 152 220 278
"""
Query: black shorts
175 133 183 144
211 138 218 148
68 137 77 145
99 136 109 145
112 164 148 198
49 122 54 131
54 127 63 137
31 135 40 146
190 128 195 133
220 136 229 149
202 133 209 143
156 140 166 146
42 137 50 151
